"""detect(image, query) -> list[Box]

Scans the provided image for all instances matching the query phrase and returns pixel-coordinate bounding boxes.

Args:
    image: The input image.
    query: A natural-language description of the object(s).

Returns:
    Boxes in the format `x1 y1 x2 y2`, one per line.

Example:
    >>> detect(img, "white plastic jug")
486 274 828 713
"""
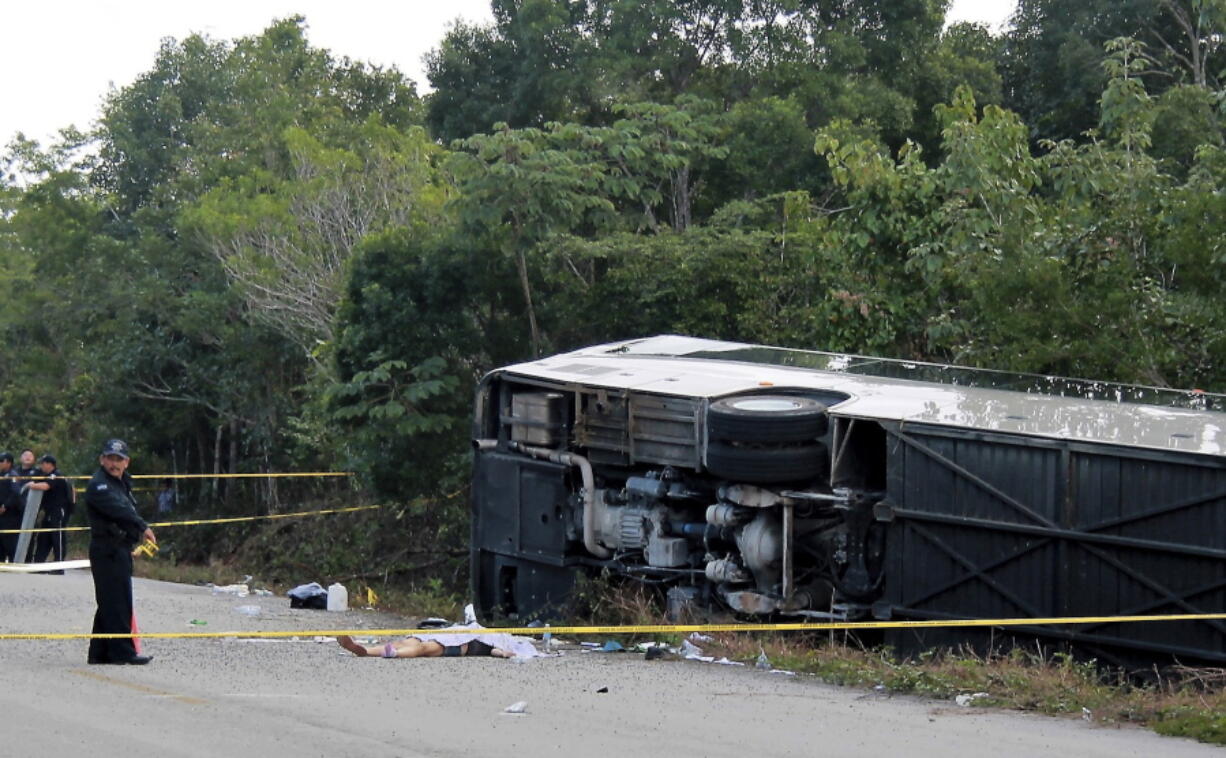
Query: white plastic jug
326 582 348 612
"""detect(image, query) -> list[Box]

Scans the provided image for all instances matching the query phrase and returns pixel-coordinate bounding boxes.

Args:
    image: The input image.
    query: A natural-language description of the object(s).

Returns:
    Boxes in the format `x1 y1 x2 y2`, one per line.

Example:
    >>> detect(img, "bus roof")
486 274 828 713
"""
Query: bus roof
496 335 1226 458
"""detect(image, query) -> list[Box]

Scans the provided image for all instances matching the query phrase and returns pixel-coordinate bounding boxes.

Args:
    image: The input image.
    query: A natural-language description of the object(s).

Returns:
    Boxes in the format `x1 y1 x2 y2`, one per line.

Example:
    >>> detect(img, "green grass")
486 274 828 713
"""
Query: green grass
700 634 1226 746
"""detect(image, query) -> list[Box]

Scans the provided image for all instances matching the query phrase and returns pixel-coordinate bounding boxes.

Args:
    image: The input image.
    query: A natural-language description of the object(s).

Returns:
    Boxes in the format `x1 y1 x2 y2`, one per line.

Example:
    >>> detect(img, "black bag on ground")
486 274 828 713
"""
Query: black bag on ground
287 582 328 609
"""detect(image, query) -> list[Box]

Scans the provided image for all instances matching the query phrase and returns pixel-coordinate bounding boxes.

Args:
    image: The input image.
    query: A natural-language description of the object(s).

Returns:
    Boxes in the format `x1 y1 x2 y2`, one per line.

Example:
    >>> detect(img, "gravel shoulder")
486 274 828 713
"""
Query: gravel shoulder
0 569 1220 758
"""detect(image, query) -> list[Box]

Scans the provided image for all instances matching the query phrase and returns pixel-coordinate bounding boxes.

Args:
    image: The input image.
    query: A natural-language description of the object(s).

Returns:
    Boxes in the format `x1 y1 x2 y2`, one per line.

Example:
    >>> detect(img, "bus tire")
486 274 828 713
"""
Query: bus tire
707 395 828 443
705 440 828 484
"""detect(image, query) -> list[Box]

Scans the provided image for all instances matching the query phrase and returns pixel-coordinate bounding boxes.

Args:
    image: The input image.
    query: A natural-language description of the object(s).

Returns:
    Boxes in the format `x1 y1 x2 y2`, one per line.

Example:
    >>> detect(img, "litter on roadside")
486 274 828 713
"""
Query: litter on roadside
680 639 711 661
504 701 528 714
955 692 990 707
755 650 771 670
210 583 250 597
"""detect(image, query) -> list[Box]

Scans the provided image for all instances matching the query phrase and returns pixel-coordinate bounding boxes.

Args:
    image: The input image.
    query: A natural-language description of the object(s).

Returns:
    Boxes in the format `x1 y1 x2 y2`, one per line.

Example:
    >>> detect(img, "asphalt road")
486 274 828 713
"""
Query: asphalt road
0 569 1219 758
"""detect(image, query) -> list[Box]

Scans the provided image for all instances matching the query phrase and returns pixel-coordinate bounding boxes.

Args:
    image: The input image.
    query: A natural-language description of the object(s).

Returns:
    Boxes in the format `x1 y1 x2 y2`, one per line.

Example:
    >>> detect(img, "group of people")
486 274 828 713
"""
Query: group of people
0 440 155 665
0 448 76 570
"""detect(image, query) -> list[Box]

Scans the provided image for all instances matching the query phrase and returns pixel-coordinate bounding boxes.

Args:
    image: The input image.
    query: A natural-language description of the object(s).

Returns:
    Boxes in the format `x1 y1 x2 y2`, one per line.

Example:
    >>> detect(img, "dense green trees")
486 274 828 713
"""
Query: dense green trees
4 4 1226 581
1 17 424 492
1000 0 1226 142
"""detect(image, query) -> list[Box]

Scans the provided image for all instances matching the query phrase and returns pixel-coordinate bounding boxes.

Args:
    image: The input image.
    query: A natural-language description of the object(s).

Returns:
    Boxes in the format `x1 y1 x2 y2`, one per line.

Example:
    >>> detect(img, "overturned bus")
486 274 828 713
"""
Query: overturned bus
471 336 1226 664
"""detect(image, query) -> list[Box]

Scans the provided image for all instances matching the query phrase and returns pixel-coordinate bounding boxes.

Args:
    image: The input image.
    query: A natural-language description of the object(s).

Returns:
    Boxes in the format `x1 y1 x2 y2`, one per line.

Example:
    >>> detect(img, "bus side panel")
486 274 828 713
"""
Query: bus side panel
880 424 1226 663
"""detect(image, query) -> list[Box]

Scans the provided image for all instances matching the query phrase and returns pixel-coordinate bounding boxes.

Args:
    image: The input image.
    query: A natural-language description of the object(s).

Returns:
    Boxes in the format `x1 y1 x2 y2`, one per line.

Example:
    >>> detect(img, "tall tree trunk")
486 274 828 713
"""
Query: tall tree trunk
195 427 208 506
212 424 223 501
514 247 542 356
228 417 239 505
263 449 279 513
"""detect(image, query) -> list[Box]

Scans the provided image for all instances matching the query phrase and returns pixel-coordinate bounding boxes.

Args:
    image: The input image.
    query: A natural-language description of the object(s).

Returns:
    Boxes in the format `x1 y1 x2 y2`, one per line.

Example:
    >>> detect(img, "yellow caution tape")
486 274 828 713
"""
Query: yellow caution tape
2 613 1225 641
132 472 353 480
17 471 353 481
146 504 380 529
0 504 382 534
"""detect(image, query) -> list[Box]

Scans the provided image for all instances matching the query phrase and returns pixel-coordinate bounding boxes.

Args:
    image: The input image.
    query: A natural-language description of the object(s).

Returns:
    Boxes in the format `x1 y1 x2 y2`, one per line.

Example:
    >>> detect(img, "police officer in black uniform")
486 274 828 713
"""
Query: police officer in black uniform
9 449 40 562
0 453 23 562
85 439 156 665
30 454 74 570
15 449 37 479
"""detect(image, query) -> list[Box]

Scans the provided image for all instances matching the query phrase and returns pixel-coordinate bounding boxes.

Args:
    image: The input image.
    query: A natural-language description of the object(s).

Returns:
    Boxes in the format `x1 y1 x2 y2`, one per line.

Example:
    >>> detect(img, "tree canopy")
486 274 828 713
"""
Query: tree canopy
4 4 1226 555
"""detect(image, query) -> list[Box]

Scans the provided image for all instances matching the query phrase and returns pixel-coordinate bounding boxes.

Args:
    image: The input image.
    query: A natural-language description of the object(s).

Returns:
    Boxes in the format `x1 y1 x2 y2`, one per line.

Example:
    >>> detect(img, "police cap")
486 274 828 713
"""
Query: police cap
99 439 130 459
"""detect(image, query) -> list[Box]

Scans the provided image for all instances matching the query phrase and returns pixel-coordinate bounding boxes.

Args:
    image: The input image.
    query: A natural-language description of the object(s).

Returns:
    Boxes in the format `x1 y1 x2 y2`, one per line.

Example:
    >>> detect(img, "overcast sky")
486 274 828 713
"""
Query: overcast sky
1 0 1016 149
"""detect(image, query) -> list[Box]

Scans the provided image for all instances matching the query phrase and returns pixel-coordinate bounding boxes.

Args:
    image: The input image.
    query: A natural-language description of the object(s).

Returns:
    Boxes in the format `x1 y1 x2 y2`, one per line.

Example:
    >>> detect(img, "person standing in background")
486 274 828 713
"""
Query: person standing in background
9 449 38 561
0 453 23 562
156 479 176 515
29 454 75 571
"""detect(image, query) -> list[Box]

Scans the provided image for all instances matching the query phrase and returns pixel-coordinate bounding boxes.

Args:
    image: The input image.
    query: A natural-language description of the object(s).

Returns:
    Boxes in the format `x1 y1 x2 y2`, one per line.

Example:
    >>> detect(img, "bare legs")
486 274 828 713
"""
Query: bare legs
336 635 443 658
337 635 515 659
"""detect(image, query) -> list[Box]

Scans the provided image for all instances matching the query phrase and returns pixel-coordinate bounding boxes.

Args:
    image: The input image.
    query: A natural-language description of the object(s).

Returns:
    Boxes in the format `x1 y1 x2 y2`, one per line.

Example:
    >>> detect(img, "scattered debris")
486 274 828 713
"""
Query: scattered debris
211 583 250 597
755 649 772 671
595 686 608 694
504 701 528 714
600 640 625 653
680 639 712 661
326 582 348 611
234 605 261 616
1082 707 1093 721
418 617 451 629
712 657 745 666
187 619 207 626
955 692 990 707
253 588 274 597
